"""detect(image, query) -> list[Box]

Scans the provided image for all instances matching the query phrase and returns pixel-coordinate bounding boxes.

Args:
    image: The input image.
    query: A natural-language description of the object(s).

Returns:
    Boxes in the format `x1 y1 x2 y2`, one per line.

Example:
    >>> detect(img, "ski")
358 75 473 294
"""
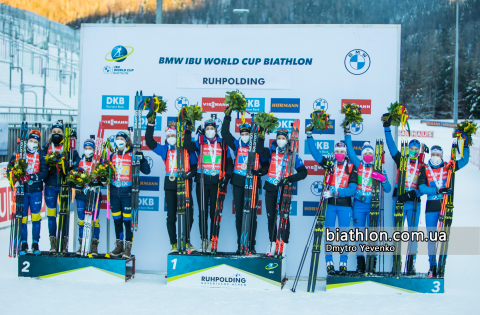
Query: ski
130 91 143 233
436 140 457 278
80 122 105 256
176 104 188 254
392 139 408 276
305 160 335 293
211 139 229 254
56 122 72 253
275 119 300 258
365 138 384 274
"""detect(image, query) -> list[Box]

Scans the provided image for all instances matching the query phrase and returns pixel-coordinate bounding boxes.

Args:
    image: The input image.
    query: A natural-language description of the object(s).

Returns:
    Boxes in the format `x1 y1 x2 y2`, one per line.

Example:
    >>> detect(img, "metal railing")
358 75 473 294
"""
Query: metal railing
0 105 77 122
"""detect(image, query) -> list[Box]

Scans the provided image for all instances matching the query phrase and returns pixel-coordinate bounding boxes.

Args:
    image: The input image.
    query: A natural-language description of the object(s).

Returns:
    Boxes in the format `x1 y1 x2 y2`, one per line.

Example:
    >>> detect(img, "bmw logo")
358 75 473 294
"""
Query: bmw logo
313 98 328 111
349 122 363 135
145 156 154 170
105 45 134 62
344 49 371 75
311 181 324 196
103 66 111 74
175 97 189 110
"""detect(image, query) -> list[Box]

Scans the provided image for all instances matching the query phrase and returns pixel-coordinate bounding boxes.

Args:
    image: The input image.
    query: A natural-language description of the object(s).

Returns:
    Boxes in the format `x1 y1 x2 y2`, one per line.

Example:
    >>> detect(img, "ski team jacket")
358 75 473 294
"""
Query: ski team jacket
109 147 151 199
42 142 80 188
307 137 357 207
184 130 234 185
221 115 270 188
8 150 48 194
255 137 308 192
145 124 198 191
384 126 424 202
418 147 469 212
344 134 392 203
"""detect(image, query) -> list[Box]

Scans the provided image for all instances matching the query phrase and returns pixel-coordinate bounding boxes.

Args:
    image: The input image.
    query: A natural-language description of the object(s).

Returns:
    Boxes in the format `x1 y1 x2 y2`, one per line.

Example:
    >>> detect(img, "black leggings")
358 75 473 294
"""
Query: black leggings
233 185 258 246
265 189 290 243
196 183 219 239
165 188 194 245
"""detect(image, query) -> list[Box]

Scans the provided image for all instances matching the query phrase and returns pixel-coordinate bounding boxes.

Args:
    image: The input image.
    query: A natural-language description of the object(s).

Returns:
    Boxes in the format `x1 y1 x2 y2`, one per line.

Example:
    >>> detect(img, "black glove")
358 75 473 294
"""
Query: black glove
135 151 144 162
75 184 84 191
183 171 194 180
251 169 265 177
397 190 416 203
382 113 392 128
196 125 204 135
100 176 108 185
422 144 429 154
146 110 156 124
437 188 452 195
225 106 232 117
219 175 230 189
91 180 102 187
280 175 295 186
186 120 193 128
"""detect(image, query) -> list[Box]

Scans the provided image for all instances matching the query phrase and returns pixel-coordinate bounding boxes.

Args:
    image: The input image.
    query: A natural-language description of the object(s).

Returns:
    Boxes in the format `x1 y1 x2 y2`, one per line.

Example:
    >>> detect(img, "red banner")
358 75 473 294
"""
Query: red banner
141 136 161 151
202 97 228 112
101 115 129 130
341 99 372 114
304 160 325 175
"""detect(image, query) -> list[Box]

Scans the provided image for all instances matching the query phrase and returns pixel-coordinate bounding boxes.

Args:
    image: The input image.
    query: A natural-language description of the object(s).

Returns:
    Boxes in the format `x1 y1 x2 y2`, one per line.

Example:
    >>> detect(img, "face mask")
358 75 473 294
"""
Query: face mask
335 153 345 162
241 135 250 144
52 134 63 145
84 149 94 158
277 139 287 148
27 142 38 152
205 130 216 139
167 137 177 146
115 140 126 150
363 155 373 164
409 148 419 158
430 156 443 166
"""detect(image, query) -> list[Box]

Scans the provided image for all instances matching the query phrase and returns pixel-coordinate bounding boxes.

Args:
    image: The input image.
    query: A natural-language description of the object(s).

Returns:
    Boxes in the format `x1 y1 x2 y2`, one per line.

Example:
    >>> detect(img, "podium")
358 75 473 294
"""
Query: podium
167 252 287 290
18 253 135 282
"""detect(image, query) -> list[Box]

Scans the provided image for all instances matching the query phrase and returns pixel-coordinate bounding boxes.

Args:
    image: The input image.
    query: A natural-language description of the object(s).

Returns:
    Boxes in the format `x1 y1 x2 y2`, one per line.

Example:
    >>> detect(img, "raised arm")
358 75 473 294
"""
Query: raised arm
255 137 272 159
344 133 361 168
307 136 324 165
221 115 237 151
184 130 200 152
456 146 470 171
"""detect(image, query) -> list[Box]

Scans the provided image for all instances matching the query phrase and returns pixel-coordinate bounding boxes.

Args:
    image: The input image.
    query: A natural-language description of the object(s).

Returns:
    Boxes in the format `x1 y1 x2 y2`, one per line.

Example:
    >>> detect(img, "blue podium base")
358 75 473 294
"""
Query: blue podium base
167 252 286 290
327 272 444 294
18 252 135 282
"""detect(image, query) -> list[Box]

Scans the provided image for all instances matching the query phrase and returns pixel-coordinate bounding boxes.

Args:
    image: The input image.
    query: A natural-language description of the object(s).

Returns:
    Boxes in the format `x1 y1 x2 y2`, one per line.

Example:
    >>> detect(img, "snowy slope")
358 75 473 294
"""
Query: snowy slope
0 120 478 314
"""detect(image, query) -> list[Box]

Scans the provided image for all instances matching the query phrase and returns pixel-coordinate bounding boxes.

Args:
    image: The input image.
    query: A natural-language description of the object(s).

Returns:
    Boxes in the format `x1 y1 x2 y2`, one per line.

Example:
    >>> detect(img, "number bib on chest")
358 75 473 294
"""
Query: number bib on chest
266 151 288 185
26 152 40 175
112 153 133 187
202 143 222 175
356 164 373 194
234 146 250 176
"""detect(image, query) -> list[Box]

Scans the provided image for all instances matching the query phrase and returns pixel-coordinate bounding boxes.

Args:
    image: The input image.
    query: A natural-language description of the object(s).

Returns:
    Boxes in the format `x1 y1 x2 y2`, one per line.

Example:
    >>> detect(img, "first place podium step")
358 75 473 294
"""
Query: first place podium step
167 252 287 290
18 253 135 282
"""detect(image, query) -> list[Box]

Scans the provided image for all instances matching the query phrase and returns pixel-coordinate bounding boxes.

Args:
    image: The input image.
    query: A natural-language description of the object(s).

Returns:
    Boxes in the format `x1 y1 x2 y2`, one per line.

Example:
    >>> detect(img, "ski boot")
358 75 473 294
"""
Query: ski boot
91 239 99 256
170 244 178 253
19 242 28 256
281 243 287 258
356 256 366 274
61 236 68 253
206 240 212 253
406 255 416 276
250 245 256 255
76 239 82 256
266 242 276 257
32 242 41 255
49 236 57 253
198 239 209 253
186 243 196 253
326 261 335 275
428 264 437 278
123 241 132 259
235 244 241 255
339 262 347 275
110 239 124 257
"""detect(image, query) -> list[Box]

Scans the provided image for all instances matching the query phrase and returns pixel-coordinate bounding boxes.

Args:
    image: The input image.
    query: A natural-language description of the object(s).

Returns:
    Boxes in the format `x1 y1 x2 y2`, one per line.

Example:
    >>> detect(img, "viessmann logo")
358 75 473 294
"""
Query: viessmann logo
101 115 129 129
341 99 372 115
202 97 228 112
304 160 325 176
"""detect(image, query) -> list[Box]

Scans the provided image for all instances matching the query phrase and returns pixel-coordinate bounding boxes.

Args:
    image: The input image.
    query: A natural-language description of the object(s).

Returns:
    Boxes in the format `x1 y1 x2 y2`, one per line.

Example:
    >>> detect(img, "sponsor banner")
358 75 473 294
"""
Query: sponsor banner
176 73 291 90
235 118 253 133
270 98 300 113
101 115 129 129
166 116 178 128
142 115 162 131
348 122 363 135
289 200 297 216
304 140 334 155
310 181 324 196
341 99 371 115
305 119 335 135
232 200 262 215
399 130 434 138
341 140 370 156
141 136 161 150
274 118 297 133
139 176 160 191
304 160 325 176
138 196 159 211
420 120 455 128
303 201 319 216
0 186 45 227
246 98 265 113
102 95 129 110
202 97 228 112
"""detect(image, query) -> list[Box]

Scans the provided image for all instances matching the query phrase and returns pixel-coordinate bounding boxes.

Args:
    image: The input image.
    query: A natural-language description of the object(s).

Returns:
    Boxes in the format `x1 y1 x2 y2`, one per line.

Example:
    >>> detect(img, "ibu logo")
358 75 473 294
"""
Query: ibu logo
138 196 159 211
102 95 129 110
304 140 334 155
246 98 265 113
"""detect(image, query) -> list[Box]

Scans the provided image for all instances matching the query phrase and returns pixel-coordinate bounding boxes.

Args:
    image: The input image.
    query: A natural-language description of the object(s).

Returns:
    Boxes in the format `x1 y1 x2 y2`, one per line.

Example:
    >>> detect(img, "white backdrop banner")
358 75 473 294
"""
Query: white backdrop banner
79 24 400 276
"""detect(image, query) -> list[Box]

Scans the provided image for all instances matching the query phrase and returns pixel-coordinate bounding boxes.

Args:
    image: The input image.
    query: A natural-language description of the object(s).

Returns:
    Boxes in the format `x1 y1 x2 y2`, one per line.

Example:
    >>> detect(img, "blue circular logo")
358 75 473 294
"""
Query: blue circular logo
103 65 111 74
175 97 189 110
311 181 323 196
105 45 134 62
313 98 328 111
349 122 363 135
345 49 371 75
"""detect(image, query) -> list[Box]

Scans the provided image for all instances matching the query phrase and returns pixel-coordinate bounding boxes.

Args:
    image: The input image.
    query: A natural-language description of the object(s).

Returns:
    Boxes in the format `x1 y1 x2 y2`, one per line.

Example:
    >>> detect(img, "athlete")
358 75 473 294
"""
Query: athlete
74 139 104 256
184 119 234 252
42 121 80 253
145 116 198 253
221 111 269 254
344 128 391 273
8 129 48 255
382 114 426 275
418 143 469 277
306 124 357 275
256 127 308 257
109 131 151 258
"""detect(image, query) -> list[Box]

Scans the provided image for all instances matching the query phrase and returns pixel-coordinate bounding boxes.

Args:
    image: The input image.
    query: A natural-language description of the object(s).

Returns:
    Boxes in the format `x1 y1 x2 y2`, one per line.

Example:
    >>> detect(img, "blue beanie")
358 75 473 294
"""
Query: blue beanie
28 130 41 142
52 120 64 131
84 139 95 149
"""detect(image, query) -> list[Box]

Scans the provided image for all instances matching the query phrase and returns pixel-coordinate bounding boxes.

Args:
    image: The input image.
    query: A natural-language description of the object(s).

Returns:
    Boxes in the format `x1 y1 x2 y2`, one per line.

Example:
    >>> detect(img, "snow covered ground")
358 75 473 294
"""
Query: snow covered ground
0 120 479 314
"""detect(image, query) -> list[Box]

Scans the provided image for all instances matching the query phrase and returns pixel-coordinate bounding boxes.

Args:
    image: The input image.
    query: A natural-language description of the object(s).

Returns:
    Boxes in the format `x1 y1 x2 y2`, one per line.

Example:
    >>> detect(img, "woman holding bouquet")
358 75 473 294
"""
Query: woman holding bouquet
8 129 48 255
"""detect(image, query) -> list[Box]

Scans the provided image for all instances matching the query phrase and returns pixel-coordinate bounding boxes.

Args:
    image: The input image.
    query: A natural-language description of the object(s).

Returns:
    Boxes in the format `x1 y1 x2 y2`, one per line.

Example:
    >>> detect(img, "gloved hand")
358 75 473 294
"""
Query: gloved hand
422 144 429 154
372 171 386 183
280 175 295 186
183 171 194 180
75 184 84 191
219 175 230 189
323 190 338 199
224 106 232 117
196 125 204 135
186 120 193 128
91 180 103 187
146 110 156 125
135 151 145 163
397 190 416 203
382 113 392 128
437 188 452 195
251 169 265 177
20 174 31 184
100 176 108 185
306 124 314 137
